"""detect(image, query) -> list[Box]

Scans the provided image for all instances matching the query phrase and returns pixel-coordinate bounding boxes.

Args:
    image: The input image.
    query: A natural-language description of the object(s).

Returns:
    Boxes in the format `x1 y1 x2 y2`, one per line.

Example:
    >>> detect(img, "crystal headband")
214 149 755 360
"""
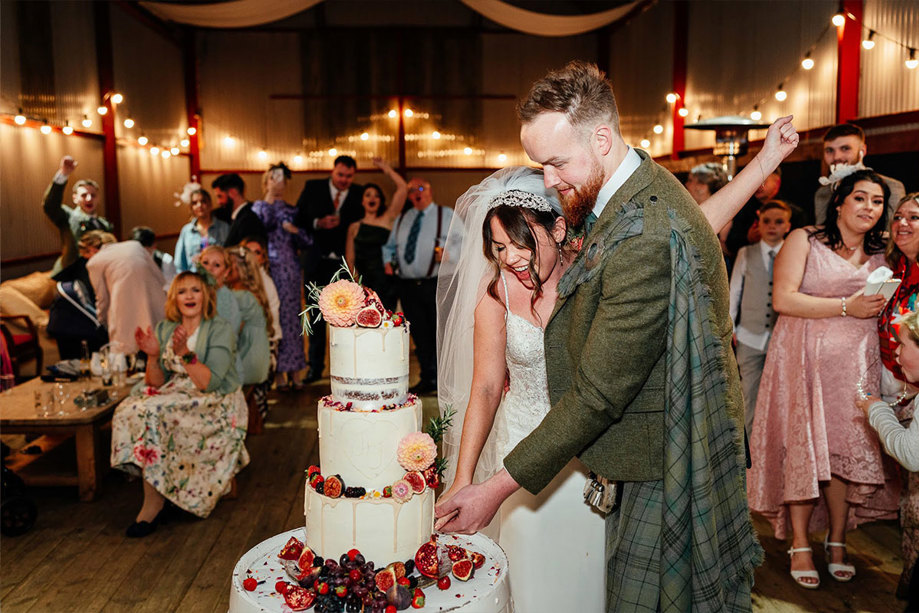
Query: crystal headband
488 189 554 213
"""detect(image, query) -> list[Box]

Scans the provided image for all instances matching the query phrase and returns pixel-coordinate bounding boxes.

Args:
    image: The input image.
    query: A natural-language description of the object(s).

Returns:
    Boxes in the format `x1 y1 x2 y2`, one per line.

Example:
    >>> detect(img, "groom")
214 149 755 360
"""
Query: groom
435 62 759 612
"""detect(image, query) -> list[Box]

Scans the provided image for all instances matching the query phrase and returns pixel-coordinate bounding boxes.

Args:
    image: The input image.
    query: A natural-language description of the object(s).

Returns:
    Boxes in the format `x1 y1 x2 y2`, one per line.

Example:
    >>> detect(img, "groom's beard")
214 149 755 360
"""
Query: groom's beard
559 161 605 229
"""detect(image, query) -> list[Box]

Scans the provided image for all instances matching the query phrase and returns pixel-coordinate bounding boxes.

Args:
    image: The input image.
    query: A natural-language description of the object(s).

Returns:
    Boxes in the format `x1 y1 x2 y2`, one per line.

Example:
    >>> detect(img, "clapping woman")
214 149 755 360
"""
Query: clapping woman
111 272 248 536
748 170 900 588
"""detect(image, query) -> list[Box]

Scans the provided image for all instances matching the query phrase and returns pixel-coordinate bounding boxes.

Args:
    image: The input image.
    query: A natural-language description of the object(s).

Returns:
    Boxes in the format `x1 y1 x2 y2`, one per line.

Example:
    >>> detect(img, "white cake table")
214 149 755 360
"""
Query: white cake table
230 528 510 613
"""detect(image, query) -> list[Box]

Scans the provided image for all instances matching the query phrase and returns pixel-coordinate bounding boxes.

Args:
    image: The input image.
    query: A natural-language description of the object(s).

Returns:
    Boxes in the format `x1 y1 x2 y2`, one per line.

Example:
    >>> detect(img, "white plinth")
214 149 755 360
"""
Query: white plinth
229 528 510 613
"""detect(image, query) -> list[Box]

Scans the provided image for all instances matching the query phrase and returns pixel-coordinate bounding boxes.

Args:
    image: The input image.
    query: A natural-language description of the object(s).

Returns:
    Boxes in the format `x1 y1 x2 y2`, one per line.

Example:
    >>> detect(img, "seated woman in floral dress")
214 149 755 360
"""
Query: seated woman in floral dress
110 271 249 537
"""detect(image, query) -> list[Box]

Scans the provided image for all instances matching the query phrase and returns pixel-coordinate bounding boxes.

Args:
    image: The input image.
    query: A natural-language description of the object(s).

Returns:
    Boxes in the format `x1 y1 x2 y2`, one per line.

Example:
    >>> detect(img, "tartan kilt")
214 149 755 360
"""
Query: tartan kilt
606 479 663 612
605 479 753 613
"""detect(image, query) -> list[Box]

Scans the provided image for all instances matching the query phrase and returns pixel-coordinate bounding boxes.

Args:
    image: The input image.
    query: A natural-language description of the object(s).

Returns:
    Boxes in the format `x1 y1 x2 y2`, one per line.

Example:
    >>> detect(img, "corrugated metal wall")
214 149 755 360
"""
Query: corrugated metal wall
860 0 919 117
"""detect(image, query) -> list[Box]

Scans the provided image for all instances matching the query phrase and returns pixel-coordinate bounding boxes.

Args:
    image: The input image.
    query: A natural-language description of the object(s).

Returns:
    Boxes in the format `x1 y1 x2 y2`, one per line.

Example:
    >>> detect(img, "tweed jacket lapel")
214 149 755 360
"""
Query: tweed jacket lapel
548 150 657 325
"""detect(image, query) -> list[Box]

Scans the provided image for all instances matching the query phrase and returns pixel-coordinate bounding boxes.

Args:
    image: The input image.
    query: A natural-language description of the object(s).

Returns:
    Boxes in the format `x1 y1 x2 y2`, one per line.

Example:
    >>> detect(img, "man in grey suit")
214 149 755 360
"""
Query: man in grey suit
436 62 769 612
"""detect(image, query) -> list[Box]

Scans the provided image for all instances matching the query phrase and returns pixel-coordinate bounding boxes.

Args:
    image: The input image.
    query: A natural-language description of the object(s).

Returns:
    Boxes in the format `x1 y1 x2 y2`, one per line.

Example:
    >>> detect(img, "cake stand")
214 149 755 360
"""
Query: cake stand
229 528 510 613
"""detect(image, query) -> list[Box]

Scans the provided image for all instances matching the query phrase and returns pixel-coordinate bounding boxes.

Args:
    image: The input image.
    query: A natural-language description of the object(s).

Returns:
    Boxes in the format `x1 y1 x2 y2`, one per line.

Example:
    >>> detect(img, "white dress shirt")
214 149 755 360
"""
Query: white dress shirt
729 240 783 351
592 147 642 218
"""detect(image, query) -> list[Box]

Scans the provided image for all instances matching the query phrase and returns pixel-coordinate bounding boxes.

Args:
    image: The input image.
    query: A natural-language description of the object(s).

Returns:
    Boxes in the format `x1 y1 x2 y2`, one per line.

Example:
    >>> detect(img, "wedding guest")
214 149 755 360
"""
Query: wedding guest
748 170 900 589
211 173 267 247
294 155 364 382
383 178 453 394
87 238 167 354
860 309 919 609
345 157 407 312
226 245 271 388
728 200 792 437
725 167 807 259
131 226 177 287
253 163 310 390
42 155 113 274
815 123 906 225
877 192 919 598
174 188 229 273
111 271 248 536
243 236 281 414
685 162 731 265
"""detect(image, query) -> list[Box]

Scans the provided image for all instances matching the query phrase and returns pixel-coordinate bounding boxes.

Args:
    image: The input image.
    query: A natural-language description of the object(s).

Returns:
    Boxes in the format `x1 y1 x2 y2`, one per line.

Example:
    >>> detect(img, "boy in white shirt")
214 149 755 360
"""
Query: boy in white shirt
729 200 792 437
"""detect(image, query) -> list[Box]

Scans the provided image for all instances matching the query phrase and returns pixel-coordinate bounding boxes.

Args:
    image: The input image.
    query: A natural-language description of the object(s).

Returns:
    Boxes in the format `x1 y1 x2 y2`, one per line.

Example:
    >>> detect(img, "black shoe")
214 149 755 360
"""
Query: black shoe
304 368 322 384
126 504 170 538
409 380 437 395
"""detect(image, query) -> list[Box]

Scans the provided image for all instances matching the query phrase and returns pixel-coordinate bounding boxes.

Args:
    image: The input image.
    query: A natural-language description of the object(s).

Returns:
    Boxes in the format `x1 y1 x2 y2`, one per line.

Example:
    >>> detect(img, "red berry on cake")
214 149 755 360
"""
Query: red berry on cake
437 575 451 590
411 588 426 608
347 548 361 561
307 465 320 477
242 577 257 591
382 485 393 498
275 580 290 594
397 577 410 587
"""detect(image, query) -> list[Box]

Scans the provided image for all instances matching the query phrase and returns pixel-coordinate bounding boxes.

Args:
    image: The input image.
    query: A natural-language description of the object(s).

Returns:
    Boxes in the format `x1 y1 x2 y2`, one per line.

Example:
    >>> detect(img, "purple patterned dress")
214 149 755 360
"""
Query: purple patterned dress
253 199 310 374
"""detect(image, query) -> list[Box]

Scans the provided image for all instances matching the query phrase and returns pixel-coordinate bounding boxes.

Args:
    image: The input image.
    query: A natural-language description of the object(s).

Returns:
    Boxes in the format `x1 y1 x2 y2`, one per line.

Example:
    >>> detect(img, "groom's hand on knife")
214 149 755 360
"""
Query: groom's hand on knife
434 469 521 534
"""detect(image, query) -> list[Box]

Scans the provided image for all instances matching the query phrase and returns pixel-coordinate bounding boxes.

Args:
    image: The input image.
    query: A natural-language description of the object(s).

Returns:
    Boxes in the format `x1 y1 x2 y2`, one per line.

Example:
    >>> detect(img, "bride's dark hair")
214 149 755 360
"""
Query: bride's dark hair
482 204 562 322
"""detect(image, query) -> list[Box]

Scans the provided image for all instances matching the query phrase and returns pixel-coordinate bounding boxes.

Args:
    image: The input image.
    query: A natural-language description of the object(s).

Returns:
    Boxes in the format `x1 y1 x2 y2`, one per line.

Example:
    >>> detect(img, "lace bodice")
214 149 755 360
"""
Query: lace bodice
496 274 552 458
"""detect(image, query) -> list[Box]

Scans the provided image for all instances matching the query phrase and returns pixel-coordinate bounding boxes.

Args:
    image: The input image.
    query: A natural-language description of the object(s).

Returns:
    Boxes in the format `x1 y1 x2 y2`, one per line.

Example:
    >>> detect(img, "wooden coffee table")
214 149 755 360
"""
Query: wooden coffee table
1 378 131 501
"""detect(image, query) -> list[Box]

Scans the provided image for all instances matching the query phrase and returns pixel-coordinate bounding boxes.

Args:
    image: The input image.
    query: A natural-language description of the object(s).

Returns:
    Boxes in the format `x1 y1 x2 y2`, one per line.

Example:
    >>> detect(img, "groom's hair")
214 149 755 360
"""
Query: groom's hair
517 60 619 135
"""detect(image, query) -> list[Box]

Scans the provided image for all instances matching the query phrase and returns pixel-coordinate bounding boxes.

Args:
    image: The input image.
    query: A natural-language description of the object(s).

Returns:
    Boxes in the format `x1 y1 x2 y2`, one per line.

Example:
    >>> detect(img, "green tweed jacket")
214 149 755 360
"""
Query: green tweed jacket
504 150 744 493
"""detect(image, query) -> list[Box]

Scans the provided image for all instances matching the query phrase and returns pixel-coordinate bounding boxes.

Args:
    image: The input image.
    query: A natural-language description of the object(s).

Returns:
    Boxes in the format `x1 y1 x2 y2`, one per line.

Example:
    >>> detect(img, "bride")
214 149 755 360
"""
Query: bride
435 116 799 611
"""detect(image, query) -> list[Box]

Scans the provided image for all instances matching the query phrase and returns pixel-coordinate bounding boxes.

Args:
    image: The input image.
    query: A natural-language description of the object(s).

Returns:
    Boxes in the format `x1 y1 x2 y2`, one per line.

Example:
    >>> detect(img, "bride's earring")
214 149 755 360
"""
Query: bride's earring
556 241 563 259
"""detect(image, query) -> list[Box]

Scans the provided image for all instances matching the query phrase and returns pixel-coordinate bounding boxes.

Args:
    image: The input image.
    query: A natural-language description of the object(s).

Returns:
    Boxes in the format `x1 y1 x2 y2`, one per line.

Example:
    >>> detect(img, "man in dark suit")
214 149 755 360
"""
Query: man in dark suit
211 173 267 247
294 155 364 382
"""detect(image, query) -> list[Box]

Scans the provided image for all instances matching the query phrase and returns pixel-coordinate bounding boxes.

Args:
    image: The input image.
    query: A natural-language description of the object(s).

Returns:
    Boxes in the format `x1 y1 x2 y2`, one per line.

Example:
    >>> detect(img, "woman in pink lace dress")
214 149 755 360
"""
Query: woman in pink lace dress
748 170 900 589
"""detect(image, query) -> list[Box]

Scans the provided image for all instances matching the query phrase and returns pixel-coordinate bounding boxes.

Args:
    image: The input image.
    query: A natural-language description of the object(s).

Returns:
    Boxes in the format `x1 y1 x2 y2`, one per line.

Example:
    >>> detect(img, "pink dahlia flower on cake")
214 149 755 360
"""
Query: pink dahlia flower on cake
318 280 366 326
397 432 437 472
391 479 413 503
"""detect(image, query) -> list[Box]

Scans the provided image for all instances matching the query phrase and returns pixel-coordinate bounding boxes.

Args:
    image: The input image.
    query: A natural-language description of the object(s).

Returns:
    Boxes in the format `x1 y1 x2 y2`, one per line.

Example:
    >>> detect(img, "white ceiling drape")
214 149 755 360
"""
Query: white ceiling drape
138 0 324 29
459 0 644 37
139 0 644 35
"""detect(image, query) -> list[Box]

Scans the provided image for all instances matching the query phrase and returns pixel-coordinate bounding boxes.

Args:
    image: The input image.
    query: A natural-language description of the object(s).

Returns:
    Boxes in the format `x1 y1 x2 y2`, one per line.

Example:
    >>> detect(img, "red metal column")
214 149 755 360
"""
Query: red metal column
671 0 688 160
183 30 201 179
93 2 121 238
836 0 863 123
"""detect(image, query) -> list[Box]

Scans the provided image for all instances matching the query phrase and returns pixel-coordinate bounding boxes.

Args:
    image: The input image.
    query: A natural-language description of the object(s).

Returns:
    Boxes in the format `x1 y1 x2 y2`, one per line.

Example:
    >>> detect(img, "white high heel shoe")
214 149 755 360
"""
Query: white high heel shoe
787 546 820 589
824 538 856 582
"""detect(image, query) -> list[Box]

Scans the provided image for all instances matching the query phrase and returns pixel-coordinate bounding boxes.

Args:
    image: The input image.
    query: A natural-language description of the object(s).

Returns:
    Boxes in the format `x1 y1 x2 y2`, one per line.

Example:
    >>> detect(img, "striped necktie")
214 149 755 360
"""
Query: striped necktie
404 210 424 264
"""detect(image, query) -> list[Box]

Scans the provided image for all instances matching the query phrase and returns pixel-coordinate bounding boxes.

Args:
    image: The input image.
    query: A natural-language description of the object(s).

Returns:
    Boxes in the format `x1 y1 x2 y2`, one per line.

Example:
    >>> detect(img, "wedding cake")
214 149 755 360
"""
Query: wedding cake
303 280 436 566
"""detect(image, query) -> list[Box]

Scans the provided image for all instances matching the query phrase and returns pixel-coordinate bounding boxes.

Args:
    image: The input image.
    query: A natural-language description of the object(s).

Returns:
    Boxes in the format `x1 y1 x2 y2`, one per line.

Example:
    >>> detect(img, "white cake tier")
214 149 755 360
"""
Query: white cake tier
229 528 510 613
304 487 434 567
318 395 422 491
329 324 410 410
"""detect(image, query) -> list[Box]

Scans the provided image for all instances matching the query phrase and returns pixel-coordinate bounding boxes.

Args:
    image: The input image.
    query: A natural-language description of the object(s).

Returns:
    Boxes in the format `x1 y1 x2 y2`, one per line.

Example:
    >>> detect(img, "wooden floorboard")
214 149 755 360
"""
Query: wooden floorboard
0 372 909 612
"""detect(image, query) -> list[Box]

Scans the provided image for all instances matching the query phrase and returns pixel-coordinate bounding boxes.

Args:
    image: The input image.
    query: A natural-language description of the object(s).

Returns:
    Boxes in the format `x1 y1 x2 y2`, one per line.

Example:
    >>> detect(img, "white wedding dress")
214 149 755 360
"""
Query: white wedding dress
494 274 606 612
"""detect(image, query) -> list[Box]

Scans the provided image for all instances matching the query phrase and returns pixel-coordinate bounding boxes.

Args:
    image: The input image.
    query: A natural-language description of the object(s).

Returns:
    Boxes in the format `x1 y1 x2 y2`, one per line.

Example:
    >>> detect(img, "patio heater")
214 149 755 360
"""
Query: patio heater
683 116 771 180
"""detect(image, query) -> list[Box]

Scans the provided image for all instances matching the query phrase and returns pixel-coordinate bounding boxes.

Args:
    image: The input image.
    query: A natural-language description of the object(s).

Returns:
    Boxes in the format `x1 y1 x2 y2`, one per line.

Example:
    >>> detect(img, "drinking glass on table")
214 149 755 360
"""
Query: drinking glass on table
34 389 53 417
53 383 72 415
0 373 15 392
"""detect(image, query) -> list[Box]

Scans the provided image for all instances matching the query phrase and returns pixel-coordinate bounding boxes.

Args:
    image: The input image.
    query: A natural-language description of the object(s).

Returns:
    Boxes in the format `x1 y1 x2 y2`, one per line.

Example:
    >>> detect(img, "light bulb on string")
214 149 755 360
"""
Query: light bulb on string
170 147 179 155
97 105 108 116
222 135 235 147
180 138 190 148
110 93 123 105
750 106 762 121
138 135 148 146
463 147 473 155
187 126 196 136
653 124 664 134
403 108 414 118
40 121 52 135
150 146 160 155
82 114 92 128
123 117 135 128
678 107 689 117
640 138 651 148
831 13 845 27
665 93 678 104
294 154 303 164
432 131 441 139
802 52 814 70
62 121 73 135
14 108 26 125
162 150 171 159
862 30 876 50
360 132 369 141
775 84 787 102
497 153 507 164
907 49 918 70
257 149 268 161
328 148 337 156
388 110 397 119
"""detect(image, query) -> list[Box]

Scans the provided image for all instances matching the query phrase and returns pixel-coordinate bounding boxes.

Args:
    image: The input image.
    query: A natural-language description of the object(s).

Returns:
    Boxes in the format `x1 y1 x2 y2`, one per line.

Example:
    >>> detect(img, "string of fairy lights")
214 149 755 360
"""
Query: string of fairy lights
4 8 916 163
636 8 917 150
